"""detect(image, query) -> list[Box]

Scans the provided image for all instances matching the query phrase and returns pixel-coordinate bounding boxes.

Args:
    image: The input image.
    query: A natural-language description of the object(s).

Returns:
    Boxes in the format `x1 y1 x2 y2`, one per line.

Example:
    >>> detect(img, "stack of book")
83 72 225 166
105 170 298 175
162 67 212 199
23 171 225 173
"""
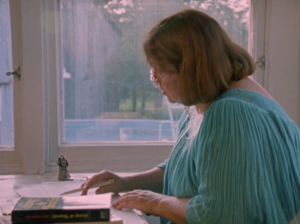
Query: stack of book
10 194 122 224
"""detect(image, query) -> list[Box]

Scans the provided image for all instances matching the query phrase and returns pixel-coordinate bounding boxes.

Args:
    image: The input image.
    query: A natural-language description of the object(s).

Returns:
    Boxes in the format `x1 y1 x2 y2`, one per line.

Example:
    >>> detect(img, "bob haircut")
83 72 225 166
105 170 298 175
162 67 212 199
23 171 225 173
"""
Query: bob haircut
143 9 255 105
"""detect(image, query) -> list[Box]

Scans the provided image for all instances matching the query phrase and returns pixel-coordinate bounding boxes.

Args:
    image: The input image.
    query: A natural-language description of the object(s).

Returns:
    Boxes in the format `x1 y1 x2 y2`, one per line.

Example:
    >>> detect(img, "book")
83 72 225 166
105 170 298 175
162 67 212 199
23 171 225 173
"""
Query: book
11 194 112 224
0 214 122 224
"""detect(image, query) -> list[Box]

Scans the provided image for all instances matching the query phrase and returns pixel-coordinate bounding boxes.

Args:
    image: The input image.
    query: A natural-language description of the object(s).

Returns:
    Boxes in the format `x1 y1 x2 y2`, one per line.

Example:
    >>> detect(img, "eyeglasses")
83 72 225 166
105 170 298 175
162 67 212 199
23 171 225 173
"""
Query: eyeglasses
149 68 178 88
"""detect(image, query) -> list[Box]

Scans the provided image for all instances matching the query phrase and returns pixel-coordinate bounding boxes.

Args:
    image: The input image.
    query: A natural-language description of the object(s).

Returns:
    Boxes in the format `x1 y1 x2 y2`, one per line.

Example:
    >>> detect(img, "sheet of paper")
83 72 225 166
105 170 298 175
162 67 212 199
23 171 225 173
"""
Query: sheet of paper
14 180 86 197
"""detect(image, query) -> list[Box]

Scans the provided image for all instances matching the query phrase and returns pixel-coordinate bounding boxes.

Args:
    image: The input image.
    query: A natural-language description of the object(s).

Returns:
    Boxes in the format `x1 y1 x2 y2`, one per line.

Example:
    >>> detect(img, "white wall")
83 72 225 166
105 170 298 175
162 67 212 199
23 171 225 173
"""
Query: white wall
264 0 300 126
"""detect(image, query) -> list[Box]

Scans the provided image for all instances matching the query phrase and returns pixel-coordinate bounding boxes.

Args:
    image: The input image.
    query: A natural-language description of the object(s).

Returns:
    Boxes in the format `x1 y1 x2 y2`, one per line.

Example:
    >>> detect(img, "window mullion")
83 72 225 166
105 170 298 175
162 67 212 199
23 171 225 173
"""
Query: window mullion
251 0 267 88
20 0 46 174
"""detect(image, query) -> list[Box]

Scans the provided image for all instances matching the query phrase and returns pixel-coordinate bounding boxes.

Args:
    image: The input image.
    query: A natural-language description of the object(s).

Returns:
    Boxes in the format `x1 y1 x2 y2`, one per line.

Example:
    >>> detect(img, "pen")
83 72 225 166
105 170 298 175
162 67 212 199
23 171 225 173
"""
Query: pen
60 179 114 195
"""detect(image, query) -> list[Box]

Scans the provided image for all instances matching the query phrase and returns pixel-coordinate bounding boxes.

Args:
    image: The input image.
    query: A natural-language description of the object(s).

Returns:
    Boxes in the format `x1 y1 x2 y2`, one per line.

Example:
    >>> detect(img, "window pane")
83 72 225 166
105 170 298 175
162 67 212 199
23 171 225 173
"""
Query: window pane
61 0 249 142
0 0 14 146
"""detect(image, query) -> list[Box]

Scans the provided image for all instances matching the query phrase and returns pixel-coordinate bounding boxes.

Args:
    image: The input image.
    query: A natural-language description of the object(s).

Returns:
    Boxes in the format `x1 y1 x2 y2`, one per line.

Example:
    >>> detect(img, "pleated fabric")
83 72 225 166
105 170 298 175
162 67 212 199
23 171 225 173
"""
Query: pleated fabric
158 89 300 224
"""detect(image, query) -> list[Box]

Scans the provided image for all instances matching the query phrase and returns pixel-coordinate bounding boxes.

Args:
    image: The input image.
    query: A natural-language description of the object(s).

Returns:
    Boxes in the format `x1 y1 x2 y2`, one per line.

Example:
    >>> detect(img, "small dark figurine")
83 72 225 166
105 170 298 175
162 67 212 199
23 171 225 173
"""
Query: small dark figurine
57 155 72 181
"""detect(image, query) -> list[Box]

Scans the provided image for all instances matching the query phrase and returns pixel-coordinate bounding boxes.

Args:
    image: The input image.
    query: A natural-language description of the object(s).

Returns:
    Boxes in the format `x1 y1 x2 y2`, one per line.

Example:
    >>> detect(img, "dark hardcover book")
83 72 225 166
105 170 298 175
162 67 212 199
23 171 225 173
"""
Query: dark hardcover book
11 194 111 224
0 214 123 224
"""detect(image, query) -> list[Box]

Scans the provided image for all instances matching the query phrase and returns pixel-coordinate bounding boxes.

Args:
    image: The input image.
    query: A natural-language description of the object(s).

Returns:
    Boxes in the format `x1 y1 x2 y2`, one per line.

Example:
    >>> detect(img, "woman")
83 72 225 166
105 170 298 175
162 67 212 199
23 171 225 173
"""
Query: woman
81 9 300 224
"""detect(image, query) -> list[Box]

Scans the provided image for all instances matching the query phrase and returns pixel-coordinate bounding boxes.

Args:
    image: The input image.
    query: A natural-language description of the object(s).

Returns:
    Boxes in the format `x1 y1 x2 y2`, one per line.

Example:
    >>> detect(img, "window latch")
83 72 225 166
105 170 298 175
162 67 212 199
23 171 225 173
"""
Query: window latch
6 67 21 79
255 56 265 70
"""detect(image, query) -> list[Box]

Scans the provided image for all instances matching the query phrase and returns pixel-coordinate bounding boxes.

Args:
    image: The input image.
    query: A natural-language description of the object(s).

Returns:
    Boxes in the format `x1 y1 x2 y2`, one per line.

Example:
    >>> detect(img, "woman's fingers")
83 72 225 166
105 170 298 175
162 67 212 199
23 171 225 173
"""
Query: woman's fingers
80 170 115 195
80 170 127 195
113 191 140 209
112 190 163 216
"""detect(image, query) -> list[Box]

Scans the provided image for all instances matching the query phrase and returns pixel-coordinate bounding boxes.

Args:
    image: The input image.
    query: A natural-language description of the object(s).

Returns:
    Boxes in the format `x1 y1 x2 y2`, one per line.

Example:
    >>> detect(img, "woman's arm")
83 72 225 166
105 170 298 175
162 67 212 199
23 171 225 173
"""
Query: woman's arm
125 167 165 193
158 196 189 224
81 167 165 195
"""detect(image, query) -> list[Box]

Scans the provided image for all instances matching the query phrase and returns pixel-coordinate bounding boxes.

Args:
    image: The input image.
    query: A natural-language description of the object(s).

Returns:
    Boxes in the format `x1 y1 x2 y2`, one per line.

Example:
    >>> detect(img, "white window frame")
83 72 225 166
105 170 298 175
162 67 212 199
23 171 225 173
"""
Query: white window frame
0 0 299 174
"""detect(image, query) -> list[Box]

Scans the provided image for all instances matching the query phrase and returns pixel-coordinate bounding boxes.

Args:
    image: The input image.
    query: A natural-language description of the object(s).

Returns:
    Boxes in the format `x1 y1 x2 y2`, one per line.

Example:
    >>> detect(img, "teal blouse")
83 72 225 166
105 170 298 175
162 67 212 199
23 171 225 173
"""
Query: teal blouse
158 89 300 224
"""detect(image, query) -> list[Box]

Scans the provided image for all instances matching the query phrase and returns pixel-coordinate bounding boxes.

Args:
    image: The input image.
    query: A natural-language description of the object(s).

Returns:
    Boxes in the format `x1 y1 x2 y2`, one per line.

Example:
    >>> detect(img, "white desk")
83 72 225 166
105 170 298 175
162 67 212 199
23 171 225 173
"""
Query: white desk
0 173 148 224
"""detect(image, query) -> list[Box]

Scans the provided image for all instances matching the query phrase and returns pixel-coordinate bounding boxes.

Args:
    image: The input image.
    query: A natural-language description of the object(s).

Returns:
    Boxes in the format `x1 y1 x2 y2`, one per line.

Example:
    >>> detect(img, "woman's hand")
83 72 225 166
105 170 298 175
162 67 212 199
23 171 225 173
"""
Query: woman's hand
81 170 129 195
113 190 166 215
113 190 190 224
112 190 165 216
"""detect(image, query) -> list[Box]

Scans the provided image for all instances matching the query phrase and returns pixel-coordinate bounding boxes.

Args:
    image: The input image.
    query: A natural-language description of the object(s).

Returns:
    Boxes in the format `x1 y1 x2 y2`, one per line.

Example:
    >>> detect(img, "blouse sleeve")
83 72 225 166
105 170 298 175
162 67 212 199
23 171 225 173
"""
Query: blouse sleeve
186 98 300 224
157 159 168 169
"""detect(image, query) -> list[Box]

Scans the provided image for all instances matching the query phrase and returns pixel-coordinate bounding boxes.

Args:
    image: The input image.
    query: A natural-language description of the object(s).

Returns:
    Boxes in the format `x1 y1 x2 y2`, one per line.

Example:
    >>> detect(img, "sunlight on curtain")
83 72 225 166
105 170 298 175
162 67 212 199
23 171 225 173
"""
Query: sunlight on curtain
0 0 14 146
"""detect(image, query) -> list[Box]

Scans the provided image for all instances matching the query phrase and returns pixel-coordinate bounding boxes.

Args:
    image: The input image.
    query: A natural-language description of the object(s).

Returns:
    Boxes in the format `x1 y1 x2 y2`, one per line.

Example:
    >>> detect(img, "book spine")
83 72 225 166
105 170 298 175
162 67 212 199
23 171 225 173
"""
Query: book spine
12 209 110 223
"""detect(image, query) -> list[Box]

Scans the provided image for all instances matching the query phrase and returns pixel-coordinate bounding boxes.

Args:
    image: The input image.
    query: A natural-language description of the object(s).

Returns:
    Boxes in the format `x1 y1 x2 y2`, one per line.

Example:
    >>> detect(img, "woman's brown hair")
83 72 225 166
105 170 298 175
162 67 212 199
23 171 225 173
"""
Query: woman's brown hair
143 9 255 105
